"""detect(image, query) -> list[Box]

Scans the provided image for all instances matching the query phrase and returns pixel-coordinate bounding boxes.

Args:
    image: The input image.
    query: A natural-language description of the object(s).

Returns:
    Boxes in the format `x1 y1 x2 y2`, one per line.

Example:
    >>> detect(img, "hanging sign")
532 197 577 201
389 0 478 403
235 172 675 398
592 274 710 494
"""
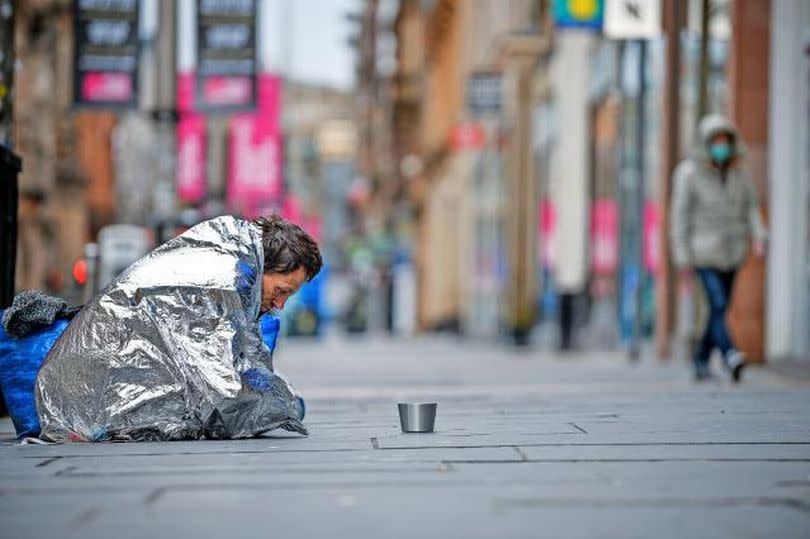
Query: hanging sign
604 0 661 39
553 0 604 30
73 0 140 108
196 0 257 112
175 72 208 203
227 75 283 217
590 198 619 274
467 72 502 115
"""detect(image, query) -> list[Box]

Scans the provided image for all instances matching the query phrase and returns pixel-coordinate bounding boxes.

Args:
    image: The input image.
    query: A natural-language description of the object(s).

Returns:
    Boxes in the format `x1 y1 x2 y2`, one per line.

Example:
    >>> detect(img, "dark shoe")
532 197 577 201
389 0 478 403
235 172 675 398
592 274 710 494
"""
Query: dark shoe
725 350 746 383
694 362 717 382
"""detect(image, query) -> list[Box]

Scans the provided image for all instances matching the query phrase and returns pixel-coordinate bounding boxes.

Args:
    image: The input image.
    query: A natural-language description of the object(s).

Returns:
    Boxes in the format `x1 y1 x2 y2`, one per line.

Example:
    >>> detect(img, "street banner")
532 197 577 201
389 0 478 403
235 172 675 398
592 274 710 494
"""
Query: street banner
604 0 661 39
539 198 557 268
227 74 282 216
196 0 257 112
553 0 604 30
590 198 618 274
176 72 208 203
73 0 140 108
466 72 502 115
177 113 207 203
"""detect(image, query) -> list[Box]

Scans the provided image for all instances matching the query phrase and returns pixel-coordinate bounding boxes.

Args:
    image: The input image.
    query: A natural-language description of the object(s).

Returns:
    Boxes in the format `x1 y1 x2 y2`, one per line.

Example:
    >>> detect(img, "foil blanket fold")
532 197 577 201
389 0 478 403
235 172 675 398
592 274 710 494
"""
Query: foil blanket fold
35 216 306 442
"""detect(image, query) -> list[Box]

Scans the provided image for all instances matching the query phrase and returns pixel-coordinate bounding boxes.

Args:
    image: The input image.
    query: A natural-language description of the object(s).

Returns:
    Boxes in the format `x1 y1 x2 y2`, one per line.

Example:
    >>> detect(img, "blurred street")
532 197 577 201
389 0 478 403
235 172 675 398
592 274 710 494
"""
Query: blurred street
0 1 808 537
2 337 809 538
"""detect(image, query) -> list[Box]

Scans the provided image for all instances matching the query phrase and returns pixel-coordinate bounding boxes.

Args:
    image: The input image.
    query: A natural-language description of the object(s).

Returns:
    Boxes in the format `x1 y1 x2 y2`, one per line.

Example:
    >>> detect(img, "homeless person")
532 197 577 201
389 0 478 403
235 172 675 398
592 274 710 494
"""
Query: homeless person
34 214 321 442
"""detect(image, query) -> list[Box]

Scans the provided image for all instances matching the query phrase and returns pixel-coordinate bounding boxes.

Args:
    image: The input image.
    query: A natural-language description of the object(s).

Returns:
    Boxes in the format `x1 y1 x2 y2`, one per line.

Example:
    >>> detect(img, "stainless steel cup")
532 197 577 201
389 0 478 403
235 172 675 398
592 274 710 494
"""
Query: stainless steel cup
398 402 437 433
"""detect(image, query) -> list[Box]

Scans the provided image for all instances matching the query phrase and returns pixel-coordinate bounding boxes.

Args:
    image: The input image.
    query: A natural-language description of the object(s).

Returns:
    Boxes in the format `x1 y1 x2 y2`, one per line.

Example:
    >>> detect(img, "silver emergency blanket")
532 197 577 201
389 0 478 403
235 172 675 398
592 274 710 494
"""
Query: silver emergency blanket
35 216 306 442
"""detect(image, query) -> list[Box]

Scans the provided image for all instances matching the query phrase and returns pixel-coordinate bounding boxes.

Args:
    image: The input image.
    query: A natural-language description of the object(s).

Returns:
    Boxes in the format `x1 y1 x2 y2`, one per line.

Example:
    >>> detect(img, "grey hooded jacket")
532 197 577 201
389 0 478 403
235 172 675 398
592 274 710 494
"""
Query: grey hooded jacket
669 115 767 270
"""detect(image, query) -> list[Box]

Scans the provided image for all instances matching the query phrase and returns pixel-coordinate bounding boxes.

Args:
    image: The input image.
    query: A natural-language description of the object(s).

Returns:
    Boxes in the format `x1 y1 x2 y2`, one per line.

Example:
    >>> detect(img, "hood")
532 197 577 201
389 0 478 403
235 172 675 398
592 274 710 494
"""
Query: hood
691 114 745 162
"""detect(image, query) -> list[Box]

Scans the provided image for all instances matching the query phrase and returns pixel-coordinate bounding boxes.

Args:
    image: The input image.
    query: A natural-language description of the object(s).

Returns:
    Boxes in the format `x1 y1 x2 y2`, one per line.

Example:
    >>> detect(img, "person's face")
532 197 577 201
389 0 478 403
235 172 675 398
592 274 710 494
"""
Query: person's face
708 132 734 165
261 266 308 312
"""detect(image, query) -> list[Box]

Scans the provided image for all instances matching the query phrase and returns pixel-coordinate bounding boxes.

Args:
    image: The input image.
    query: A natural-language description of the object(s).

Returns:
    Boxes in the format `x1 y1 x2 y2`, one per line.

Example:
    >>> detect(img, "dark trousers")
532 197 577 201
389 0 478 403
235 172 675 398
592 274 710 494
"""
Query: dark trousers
694 268 737 365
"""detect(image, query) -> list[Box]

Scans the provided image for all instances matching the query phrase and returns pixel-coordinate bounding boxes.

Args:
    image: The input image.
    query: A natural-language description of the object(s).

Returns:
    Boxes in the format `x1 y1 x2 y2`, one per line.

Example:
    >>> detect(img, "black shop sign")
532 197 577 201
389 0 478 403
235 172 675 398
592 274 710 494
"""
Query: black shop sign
466 72 502 116
196 0 257 112
73 0 140 108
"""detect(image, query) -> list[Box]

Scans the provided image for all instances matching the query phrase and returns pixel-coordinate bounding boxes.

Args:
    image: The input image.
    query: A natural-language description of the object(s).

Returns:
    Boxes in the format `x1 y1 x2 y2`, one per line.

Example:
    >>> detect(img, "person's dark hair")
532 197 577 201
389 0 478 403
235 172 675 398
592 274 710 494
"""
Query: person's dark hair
252 214 322 281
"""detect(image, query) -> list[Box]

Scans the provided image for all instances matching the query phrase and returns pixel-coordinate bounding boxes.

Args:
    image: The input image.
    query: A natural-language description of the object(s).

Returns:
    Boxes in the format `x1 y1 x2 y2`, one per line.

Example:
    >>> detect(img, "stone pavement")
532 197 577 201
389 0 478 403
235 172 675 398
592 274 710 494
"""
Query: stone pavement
1 336 809 538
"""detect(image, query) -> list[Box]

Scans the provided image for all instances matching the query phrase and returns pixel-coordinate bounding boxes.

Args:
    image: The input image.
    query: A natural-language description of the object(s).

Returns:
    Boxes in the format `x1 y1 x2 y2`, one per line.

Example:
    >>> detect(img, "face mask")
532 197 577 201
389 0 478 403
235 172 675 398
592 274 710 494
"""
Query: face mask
709 143 732 164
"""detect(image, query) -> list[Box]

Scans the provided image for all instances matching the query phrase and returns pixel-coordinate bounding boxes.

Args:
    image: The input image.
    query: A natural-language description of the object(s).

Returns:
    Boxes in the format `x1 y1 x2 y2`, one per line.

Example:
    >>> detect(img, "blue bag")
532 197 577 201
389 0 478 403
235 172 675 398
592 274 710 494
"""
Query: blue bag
0 315 70 439
0 311 286 439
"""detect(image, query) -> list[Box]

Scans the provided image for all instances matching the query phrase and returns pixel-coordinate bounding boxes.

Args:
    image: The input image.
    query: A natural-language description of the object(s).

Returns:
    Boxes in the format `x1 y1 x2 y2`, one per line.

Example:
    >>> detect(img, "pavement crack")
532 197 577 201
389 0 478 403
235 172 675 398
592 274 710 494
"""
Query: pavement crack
491 496 810 515
54 465 77 477
569 422 588 434
35 456 61 468
145 487 166 505
512 446 529 461
67 507 101 531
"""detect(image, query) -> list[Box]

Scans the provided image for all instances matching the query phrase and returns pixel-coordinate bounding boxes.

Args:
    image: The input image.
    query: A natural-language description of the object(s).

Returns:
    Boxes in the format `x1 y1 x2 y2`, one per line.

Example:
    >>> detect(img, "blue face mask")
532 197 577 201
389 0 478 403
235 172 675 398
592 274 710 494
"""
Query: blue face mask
709 143 732 164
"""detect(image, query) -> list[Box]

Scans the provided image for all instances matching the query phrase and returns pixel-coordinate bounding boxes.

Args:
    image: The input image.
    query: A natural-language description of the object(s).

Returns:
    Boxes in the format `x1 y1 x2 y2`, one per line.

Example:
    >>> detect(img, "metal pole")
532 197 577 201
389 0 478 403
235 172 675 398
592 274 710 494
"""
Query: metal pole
697 0 711 119
0 0 14 148
630 39 647 360
656 0 683 359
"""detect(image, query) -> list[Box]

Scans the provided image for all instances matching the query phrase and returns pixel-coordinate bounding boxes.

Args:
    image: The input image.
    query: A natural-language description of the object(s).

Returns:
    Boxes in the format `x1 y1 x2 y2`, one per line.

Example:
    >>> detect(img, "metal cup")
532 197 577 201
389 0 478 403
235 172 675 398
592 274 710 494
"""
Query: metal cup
398 402 437 433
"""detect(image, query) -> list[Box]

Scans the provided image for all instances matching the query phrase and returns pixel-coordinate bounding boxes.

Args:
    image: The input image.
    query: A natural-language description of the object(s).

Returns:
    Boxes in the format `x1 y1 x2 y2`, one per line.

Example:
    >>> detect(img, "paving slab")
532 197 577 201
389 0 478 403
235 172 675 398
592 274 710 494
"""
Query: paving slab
1 336 809 538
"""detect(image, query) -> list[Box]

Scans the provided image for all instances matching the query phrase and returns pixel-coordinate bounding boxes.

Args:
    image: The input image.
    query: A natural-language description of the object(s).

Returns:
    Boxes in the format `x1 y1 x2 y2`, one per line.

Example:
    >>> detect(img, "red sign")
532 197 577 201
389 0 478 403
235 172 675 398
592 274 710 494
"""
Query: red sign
81 72 133 102
450 123 486 150
590 198 618 274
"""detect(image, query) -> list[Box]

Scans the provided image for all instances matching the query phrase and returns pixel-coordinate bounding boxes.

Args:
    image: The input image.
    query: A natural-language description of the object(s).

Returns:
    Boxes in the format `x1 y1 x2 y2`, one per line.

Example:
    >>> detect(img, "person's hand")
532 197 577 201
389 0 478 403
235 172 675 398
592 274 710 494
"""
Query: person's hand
753 240 766 257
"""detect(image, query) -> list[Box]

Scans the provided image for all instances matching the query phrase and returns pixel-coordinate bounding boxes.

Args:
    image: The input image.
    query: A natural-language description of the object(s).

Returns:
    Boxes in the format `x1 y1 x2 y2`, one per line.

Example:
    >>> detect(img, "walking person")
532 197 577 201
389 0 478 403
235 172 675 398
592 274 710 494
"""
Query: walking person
670 115 767 382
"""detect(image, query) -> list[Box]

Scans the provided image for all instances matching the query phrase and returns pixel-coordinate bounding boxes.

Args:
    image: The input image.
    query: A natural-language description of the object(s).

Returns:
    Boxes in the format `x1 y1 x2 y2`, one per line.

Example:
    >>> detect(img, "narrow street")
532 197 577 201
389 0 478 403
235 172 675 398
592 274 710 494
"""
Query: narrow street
2 337 809 538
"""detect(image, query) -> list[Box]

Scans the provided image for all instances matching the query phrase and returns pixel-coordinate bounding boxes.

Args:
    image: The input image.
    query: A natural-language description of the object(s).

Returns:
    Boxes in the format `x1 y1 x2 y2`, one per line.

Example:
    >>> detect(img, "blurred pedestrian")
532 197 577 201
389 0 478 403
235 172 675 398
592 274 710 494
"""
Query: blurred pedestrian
670 115 767 383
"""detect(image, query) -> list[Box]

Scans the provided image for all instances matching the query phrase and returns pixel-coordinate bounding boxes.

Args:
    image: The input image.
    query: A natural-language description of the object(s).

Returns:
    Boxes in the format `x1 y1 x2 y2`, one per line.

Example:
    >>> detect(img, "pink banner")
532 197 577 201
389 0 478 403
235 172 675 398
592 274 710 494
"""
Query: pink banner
590 198 618 274
228 115 282 216
643 201 661 274
177 114 207 203
176 72 207 203
227 75 283 216
177 72 195 113
81 72 133 102
539 198 557 268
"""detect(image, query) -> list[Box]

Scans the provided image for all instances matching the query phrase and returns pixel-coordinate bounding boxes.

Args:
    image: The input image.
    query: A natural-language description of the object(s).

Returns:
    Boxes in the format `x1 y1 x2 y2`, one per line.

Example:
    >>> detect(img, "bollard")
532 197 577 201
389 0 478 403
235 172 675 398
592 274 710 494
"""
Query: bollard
0 144 21 310
0 144 21 416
